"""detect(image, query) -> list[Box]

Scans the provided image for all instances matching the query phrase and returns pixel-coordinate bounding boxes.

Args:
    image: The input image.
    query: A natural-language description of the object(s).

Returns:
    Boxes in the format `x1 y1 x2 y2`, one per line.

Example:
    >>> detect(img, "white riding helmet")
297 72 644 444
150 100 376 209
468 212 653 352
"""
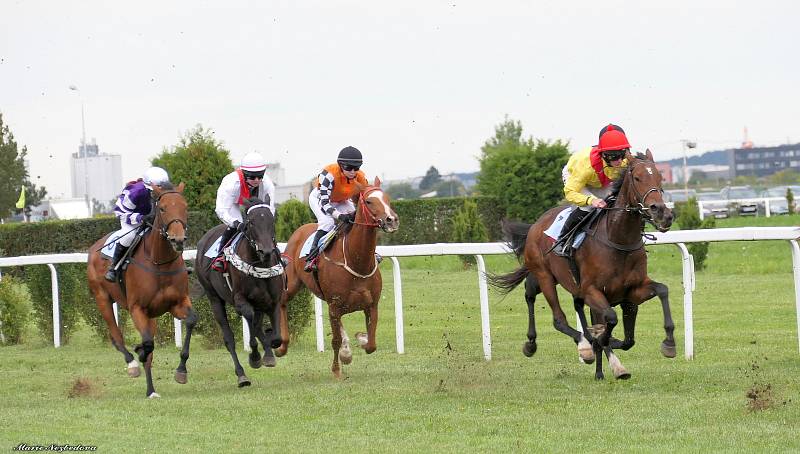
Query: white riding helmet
142 166 170 189
240 152 267 173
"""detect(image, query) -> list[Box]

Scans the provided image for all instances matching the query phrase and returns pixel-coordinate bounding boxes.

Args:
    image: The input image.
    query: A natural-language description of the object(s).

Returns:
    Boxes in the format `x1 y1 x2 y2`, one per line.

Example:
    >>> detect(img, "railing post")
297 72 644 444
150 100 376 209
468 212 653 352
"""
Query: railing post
476 255 492 361
390 257 405 354
789 240 800 354
174 318 182 348
675 243 695 360
243 317 251 352
46 264 61 348
315 296 325 352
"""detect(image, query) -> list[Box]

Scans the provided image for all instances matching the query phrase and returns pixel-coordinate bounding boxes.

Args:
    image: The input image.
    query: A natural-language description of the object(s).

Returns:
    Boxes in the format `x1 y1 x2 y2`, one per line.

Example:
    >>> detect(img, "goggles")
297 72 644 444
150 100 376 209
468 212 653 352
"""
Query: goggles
340 163 361 172
603 150 627 162
243 172 265 180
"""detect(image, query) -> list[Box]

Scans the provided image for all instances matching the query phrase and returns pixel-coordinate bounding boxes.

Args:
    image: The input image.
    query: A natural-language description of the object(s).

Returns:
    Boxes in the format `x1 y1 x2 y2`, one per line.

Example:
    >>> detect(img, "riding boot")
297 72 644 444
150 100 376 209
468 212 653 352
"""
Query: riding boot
105 245 130 282
217 225 238 258
554 208 588 257
303 229 328 273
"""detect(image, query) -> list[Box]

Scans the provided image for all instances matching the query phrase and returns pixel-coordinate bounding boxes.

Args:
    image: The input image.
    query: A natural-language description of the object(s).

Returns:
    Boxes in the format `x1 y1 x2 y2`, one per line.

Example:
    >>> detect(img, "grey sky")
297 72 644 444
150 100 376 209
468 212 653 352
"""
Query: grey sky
3 0 798 198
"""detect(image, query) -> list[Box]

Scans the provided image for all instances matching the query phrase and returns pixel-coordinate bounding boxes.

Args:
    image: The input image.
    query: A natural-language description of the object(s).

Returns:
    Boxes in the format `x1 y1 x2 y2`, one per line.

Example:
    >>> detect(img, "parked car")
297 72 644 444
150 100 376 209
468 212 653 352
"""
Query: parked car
696 191 729 218
760 185 800 216
663 189 696 205
720 185 759 216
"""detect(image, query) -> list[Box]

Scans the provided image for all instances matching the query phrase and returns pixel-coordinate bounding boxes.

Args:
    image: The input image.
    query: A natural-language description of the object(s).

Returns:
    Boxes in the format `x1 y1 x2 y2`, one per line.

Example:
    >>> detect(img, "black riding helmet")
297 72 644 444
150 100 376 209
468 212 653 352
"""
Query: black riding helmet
337 146 363 169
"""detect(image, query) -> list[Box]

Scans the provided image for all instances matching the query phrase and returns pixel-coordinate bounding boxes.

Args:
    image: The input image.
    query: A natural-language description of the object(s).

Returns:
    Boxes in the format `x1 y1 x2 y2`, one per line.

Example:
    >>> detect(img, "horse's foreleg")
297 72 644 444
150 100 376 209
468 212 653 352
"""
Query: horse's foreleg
93 290 139 376
523 275 540 357
254 310 277 367
234 296 262 370
652 281 676 358
173 297 197 384
329 314 344 378
357 304 378 354
583 289 618 380
572 297 595 364
131 309 158 398
608 301 638 351
209 296 249 387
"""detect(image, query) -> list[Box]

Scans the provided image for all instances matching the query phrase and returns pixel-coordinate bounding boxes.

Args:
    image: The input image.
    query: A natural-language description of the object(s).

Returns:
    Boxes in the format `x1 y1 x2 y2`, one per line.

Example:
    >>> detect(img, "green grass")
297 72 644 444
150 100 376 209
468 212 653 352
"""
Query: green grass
2 218 800 452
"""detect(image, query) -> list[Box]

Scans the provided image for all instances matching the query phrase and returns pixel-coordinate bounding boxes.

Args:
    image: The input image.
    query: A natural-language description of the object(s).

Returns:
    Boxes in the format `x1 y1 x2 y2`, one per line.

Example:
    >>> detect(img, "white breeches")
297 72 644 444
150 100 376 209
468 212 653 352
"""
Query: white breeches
308 188 355 232
115 220 140 247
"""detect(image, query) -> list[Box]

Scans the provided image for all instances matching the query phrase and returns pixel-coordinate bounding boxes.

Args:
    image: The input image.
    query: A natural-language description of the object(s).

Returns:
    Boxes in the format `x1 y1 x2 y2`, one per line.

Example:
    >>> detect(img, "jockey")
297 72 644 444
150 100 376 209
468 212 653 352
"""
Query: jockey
555 123 630 256
105 166 170 281
214 151 276 258
304 146 368 272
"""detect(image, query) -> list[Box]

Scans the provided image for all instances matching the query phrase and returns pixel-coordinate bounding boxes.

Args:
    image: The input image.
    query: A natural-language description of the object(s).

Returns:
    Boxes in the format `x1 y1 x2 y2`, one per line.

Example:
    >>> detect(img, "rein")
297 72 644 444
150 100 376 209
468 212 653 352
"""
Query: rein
321 186 384 278
225 204 284 279
146 190 187 266
322 234 379 279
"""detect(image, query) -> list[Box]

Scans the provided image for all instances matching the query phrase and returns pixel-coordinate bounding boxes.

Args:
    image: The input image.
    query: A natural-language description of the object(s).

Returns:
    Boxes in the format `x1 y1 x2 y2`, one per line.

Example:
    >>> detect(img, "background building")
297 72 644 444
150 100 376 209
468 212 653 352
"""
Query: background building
728 143 800 178
70 139 122 211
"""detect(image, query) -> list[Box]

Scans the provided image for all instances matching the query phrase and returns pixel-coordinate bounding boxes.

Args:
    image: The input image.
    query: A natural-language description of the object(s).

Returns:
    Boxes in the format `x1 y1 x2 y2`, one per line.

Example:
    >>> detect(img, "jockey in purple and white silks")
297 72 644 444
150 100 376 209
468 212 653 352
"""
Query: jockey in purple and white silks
105 166 170 281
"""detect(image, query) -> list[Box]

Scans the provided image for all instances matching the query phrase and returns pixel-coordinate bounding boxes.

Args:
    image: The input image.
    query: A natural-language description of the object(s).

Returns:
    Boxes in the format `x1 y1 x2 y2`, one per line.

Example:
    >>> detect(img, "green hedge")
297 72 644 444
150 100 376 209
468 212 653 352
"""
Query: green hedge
0 276 32 345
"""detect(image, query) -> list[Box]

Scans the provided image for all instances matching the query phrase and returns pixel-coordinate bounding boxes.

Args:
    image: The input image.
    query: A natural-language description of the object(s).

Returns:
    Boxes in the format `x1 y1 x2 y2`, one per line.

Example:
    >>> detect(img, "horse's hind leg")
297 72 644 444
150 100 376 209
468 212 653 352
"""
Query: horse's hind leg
608 301 638 351
329 313 344 378
209 296 249 387
572 297 595 364
172 297 197 384
130 309 158 398
538 274 588 359
92 288 139 377
522 274 539 357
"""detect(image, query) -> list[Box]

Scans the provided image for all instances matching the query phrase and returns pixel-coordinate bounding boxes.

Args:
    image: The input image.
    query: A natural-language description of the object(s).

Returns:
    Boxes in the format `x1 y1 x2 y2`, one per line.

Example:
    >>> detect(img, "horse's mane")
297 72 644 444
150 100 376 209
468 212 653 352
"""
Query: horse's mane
159 181 175 190
608 152 650 199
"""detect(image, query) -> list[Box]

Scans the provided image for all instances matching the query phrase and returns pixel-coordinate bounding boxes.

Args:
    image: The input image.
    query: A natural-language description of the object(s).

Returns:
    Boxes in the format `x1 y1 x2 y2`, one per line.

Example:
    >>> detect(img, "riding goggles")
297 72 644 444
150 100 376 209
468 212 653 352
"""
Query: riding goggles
243 171 265 180
340 164 361 172
603 150 627 162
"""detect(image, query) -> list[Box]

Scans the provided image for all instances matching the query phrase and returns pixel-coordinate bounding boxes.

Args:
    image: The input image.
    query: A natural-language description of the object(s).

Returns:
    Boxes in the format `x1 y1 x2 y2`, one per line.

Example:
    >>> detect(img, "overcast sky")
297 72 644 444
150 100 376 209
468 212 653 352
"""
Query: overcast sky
2 0 798 198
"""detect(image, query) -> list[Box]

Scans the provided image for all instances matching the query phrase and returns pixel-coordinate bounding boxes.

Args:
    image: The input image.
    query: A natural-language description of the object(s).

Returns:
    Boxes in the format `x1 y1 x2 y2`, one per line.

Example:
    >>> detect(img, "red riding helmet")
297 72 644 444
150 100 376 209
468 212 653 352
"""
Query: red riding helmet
597 124 631 152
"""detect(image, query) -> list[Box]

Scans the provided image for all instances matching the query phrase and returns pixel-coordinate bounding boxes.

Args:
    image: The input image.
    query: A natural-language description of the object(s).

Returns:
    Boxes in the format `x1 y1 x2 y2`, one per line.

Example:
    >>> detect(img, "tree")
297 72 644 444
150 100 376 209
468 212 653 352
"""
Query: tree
433 179 466 197
451 199 489 266
151 125 234 211
476 117 570 221
768 169 800 185
419 166 442 191
385 182 420 200
275 199 315 241
0 113 37 218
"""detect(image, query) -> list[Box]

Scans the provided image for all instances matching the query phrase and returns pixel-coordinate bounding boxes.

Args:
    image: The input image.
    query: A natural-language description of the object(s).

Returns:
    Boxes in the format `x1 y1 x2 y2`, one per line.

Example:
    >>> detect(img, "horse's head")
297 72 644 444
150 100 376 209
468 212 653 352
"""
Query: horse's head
152 182 188 251
353 176 399 233
621 149 673 232
241 196 278 263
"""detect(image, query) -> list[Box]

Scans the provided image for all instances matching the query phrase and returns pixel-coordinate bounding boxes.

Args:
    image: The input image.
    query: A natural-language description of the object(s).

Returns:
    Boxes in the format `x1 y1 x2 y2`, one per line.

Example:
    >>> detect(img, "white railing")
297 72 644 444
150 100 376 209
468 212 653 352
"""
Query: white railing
1 226 799 361
666 196 793 220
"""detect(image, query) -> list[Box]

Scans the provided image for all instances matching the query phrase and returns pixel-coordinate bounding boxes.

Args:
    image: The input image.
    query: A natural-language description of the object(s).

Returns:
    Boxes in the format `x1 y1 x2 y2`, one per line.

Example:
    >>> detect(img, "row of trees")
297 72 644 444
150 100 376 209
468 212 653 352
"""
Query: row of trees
0 114 47 219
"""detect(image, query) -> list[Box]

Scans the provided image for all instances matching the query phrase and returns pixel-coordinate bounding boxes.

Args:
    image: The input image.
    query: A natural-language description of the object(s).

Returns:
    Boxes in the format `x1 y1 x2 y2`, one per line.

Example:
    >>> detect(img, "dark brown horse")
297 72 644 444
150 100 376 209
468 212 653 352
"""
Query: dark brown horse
488 150 675 380
194 197 284 387
277 177 399 377
87 183 196 397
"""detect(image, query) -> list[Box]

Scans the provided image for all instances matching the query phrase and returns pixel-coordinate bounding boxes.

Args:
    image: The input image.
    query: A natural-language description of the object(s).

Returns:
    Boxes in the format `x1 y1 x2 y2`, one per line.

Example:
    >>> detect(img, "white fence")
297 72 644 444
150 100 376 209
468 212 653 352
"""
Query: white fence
1 226 799 361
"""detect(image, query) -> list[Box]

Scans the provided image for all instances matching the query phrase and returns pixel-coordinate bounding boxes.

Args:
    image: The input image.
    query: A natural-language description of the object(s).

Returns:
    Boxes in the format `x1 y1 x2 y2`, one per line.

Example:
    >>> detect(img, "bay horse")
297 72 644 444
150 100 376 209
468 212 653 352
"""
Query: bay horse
278 177 399 378
87 182 196 398
194 197 285 387
488 150 675 380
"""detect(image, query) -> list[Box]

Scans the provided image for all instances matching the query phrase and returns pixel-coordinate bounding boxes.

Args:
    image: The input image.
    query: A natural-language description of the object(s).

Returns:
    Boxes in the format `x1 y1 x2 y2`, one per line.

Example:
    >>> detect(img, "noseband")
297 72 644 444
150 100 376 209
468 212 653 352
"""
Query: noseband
355 187 389 230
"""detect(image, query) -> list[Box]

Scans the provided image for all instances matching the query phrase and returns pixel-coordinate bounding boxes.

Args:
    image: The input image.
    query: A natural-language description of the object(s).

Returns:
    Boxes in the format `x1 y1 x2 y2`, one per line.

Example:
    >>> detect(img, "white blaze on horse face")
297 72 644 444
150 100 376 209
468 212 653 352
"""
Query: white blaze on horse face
367 190 393 217
646 167 653 175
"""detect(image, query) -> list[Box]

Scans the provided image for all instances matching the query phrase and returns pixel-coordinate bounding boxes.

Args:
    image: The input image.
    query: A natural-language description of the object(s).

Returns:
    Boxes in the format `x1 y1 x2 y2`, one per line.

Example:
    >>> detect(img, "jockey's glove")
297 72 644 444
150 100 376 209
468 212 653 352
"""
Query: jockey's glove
234 221 246 232
338 212 355 224
142 212 156 225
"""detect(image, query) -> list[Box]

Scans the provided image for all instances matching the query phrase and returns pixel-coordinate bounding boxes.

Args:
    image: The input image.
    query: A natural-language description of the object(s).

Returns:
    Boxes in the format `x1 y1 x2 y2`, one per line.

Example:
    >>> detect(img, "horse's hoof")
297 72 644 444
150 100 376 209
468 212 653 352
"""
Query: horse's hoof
578 343 595 363
275 345 288 357
355 332 368 347
270 338 282 349
578 356 595 365
147 392 161 399
339 351 353 365
522 341 537 357
127 360 141 378
249 356 262 369
262 356 276 367
615 370 632 380
332 369 342 379
174 370 188 384
238 376 251 387
661 341 677 358
595 373 605 381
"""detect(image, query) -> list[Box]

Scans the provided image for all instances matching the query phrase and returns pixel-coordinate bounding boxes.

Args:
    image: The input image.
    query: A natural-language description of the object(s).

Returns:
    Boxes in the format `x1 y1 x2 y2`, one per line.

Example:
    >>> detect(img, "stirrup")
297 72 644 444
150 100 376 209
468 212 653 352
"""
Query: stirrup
104 269 117 282
553 240 571 257
303 256 318 273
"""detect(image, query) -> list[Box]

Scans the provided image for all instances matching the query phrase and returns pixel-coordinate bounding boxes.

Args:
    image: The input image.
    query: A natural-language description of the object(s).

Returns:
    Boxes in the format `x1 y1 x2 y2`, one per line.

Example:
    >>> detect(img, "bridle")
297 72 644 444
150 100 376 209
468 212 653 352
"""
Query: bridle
606 159 665 229
240 203 281 267
149 190 188 265
353 186 390 231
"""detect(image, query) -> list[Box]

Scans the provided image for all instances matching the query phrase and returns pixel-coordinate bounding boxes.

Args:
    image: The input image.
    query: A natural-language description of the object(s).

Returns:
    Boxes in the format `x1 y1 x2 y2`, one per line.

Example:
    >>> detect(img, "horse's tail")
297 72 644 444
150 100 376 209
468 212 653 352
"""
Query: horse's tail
486 266 529 295
501 219 532 258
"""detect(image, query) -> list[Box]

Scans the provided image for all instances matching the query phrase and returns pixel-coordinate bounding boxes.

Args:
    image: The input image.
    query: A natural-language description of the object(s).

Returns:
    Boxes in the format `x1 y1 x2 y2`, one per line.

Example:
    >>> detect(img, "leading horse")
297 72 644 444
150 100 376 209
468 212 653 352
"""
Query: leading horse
87 183 196 397
278 177 399 377
488 150 674 380
194 197 285 387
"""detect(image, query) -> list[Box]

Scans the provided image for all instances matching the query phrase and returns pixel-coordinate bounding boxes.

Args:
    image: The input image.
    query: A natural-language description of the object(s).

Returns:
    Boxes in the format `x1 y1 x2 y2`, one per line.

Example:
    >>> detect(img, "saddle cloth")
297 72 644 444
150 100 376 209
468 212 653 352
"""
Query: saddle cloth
203 232 244 259
100 232 123 259
544 207 575 240
299 229 337 258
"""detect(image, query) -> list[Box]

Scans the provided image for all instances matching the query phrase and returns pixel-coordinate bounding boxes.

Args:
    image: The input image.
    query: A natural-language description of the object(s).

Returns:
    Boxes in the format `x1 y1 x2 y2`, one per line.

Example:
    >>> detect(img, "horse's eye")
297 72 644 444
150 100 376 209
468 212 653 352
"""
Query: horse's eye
365 199 373 204
634 176 641 182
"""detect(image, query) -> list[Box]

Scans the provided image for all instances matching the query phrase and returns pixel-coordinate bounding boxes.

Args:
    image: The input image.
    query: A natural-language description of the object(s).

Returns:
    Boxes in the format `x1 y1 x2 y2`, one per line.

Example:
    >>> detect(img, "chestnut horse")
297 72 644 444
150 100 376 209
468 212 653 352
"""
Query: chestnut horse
194 197 284 387
277 177 399 377
87 183 196 398
488 150 674 380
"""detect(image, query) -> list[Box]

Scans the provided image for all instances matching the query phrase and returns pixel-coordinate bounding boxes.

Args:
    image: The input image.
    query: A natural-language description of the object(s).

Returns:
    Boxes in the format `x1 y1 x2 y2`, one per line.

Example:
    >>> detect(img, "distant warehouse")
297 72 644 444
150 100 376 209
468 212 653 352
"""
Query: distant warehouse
729 143 800 178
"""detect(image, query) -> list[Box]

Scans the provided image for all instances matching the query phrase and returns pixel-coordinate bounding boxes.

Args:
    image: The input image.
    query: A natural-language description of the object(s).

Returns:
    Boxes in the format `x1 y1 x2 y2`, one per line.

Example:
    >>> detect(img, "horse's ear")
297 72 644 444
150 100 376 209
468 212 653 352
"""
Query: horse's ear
624 150 633 161
151 185 163 197
645 148 654 162
373 176 382 187
177 182 185 193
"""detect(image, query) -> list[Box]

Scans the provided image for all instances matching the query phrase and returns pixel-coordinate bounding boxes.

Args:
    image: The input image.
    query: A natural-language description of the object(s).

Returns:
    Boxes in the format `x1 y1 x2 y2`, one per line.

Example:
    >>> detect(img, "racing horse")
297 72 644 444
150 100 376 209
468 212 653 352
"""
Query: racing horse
87 182 196 398
278 177 399 377
194 197 285 387
488 150 674 380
